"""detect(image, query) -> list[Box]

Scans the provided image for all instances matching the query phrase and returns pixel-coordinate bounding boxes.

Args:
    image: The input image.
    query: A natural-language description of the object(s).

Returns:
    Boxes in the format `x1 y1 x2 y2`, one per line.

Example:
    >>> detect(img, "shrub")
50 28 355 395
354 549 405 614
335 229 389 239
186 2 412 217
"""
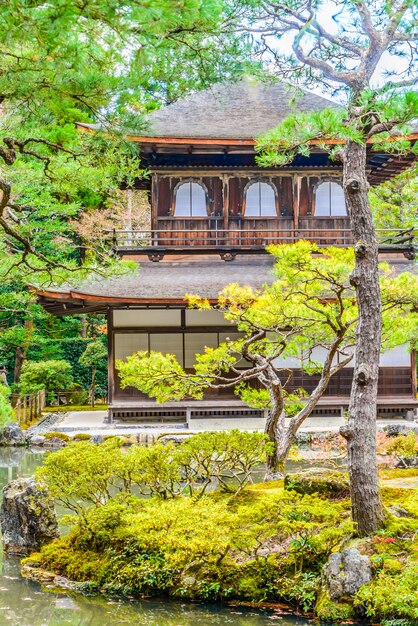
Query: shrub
36 431 272 509
354 564 418 619
72 433 91 441
0 385 14 426
385 433 418 459
19 360 73 400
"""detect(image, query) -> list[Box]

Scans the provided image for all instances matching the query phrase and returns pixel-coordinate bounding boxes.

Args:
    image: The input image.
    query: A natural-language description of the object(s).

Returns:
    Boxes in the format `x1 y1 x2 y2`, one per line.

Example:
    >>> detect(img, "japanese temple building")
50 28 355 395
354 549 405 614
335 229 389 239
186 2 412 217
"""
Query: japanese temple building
37 80 418 423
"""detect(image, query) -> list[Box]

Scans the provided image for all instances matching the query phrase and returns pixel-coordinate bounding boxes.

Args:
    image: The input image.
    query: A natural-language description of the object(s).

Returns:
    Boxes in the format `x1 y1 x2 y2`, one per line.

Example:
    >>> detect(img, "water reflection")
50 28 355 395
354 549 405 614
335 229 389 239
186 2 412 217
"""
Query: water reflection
0 448 314 625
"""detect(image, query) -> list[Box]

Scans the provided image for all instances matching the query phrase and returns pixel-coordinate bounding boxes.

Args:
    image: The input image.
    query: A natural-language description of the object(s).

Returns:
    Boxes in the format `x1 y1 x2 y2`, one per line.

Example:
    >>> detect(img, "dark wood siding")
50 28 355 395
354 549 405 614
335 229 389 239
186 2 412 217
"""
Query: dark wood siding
151 173 352 248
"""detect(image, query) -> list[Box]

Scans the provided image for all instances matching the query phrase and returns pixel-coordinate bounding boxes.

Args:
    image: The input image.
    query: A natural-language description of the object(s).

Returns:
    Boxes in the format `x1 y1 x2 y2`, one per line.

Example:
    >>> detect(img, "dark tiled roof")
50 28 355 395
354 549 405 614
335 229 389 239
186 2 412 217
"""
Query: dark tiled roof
52 256 276 301
143 79 340 139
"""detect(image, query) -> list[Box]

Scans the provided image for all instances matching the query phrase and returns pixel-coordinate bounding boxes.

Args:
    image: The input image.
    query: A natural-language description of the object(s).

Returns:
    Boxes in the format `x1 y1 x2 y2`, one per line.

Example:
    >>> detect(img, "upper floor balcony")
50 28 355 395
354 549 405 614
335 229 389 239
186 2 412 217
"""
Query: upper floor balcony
106 221 416 262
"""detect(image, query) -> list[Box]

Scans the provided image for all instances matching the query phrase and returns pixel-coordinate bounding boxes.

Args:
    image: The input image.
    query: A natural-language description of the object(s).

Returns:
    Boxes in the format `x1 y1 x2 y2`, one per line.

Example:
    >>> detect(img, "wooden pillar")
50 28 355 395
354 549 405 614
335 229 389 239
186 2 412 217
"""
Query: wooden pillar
223 174 229 231
411 348 417 399
106 309 114 424
293 174 299 239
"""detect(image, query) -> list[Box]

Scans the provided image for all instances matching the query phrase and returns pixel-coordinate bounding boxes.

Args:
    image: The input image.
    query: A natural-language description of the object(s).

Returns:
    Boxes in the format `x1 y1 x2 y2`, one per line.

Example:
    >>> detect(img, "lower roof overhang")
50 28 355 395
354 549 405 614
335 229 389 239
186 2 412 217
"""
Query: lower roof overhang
35 290 206 316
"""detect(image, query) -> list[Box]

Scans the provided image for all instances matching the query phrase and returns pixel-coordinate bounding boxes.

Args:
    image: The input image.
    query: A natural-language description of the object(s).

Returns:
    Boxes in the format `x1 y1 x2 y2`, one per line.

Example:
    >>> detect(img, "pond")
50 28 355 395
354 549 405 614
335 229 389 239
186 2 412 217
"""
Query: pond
0 447 315 626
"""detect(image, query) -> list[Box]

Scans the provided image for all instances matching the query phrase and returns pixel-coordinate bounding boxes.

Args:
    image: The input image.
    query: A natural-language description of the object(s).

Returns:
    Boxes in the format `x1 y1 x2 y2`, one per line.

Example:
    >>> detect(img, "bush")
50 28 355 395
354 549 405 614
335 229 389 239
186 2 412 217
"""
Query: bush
354 565 418 619
385 433 418 458
28 482 354 602
0 385 14 426
27 337 108 398
36 431 272 508
19 360 73 400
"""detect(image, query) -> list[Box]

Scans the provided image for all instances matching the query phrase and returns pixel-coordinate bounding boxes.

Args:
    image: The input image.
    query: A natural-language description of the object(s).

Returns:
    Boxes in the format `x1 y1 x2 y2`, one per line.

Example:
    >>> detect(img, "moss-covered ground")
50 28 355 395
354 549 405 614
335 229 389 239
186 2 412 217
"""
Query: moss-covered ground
23 467 418 621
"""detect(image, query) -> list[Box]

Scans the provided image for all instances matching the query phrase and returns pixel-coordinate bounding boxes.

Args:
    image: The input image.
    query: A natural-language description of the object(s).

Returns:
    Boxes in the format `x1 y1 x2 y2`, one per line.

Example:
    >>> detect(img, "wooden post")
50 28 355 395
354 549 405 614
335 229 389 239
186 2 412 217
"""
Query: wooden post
23 395 27 426
106 310 114 424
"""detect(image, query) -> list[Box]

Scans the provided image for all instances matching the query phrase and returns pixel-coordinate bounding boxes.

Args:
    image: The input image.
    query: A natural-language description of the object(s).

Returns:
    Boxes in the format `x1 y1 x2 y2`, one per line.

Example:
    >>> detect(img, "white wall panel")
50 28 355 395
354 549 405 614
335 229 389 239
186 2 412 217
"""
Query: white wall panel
186 309 229 327
114 333 148 361
113 309 181 328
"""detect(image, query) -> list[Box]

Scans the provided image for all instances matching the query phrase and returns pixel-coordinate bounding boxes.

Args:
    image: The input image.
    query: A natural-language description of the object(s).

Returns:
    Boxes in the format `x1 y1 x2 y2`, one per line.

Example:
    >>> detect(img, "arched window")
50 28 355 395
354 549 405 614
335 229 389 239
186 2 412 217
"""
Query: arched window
174 181 207 217
315 181 347 216
245 181 277 217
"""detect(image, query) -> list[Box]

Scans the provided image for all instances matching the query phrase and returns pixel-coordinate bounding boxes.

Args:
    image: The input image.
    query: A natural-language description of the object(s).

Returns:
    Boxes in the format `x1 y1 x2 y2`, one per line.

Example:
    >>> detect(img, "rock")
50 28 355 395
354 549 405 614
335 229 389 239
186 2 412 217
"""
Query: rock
383 424 418 437
91 434 104 445
0 423 26 446
295 432 312 445
0 477 59 554
42 437 67 448
395 456 418 468
322 548 371 600
29 435 46 446
284 468 350 497
388 505 415 518
21 564 78 592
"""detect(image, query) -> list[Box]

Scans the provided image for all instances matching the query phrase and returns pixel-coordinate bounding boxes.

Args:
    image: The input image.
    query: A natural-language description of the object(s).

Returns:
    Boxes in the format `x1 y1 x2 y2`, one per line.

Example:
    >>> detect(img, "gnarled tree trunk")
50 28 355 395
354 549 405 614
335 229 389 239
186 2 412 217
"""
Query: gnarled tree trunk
341 139 384 536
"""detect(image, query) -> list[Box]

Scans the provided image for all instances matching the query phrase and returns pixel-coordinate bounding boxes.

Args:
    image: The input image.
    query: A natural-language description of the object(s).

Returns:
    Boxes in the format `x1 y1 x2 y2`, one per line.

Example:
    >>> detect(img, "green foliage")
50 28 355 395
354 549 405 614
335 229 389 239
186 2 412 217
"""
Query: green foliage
354 565 418 619
0 385 14 426
30 336 108 398
29 478 354 603
315 590 355 620
29 454 418 616
370 164 418 231
79 341 107 370
0 0 253 280
36 431 271 512
385 433 418 459
19 359 73 397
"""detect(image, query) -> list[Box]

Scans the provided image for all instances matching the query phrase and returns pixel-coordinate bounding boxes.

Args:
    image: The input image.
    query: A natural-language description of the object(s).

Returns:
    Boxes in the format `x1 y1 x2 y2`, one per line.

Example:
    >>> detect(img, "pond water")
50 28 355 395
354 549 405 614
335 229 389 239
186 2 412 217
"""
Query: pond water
0 447 315 626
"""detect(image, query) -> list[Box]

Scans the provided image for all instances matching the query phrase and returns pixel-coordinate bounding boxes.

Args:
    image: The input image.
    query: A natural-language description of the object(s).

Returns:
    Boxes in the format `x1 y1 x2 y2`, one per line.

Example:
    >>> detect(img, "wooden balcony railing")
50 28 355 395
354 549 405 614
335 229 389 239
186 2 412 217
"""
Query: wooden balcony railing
105 227 416 261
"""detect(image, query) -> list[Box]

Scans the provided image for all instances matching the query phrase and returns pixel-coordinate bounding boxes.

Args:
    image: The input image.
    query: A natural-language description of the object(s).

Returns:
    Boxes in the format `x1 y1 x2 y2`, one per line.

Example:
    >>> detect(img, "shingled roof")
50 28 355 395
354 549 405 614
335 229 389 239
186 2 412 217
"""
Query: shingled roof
36 256 277 314
142 79 340 140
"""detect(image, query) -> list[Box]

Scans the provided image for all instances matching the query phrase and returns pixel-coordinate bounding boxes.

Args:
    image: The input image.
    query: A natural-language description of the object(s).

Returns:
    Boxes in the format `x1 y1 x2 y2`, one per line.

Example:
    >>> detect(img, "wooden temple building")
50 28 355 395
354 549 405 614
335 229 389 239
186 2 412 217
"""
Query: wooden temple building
37 80 418 424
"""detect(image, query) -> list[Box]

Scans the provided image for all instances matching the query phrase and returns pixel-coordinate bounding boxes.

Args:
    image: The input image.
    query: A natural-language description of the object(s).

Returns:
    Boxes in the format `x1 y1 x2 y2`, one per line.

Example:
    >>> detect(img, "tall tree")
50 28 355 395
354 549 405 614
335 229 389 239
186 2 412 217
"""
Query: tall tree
243 0 417 535
116 243 417 479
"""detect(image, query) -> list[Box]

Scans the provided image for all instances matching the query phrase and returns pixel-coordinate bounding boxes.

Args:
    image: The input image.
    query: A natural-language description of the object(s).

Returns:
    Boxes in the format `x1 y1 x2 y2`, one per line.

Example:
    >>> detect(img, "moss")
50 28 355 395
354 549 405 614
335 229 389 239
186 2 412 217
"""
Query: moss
380 468 418 480
43 405 108 413
315 590 355 621
23 440 418 618
44 432 70 441
284 469 349 497
72 433 91 441
383 559 404 573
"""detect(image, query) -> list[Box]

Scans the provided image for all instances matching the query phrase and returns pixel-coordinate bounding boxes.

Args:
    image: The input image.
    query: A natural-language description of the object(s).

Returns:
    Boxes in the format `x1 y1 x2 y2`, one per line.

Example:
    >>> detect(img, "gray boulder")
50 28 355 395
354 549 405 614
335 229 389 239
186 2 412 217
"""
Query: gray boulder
395 456 418 468
383 424 418 437
29 435 46 447
284 468 350 497
91 434 104 444
322 548 371 600
0 477 59 554
0 423 26 446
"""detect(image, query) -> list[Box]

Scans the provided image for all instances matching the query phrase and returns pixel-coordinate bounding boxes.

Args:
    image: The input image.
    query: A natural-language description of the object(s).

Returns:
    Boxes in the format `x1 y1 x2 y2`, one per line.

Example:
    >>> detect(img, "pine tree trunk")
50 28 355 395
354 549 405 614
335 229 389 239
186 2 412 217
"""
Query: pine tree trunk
264 381 286 480
341 139 384 536
264 406 288 480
